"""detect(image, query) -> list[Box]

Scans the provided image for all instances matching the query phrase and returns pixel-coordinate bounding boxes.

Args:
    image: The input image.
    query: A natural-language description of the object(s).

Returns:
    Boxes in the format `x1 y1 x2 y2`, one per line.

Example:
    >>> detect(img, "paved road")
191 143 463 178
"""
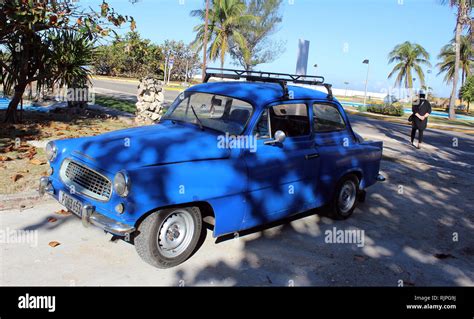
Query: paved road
92 78 181 103
1 157 473 286
349 114 474 172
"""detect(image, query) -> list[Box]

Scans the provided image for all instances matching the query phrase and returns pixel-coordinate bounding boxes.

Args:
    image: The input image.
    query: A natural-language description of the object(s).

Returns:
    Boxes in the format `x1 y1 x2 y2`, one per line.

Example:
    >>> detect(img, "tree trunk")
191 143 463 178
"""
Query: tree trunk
406 67 413 101
4 82 27 124
460 69 466 104
449 19 462 120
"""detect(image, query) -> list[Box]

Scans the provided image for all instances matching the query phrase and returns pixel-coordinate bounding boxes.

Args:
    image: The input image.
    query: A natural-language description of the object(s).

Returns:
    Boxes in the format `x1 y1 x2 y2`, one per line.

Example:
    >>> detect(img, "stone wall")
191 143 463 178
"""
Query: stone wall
135 76 165 123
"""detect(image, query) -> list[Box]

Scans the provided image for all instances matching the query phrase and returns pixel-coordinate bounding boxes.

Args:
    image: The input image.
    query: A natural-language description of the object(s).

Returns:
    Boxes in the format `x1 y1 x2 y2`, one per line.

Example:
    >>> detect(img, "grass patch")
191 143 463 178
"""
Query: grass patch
95 95 136 113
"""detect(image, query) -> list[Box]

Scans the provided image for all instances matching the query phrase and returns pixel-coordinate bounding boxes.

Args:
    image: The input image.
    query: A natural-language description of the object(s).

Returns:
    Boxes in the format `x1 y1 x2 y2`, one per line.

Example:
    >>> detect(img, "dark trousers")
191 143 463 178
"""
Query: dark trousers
411 127 424 144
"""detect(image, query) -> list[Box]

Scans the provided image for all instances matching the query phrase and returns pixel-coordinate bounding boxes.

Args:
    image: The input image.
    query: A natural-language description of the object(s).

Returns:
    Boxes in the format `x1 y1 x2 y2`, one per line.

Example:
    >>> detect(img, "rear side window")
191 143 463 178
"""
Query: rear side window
313 103 346 132
270 103 310 137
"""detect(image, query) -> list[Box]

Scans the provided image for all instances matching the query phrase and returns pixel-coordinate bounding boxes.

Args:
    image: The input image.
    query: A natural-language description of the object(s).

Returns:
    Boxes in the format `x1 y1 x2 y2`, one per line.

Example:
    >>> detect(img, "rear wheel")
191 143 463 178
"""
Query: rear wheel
135 207 202 268
329 175 359 220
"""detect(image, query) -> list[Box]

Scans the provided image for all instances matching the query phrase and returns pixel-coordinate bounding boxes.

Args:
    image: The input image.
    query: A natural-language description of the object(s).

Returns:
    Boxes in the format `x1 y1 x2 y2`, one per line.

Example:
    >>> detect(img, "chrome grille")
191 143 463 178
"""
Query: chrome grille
64 161 112 200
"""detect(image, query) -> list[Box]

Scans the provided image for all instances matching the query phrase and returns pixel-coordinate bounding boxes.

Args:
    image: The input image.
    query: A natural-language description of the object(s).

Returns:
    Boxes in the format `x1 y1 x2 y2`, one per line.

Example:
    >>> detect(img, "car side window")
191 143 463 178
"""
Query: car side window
269 103 310 137
313 103 346 132
253 109 270 139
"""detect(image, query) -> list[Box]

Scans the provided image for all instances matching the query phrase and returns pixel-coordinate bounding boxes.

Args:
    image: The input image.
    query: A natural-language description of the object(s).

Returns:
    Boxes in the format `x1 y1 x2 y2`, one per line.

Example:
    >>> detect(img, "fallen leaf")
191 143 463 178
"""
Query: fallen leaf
16 145 32 152
55 209 71 216
12 174 23 182
48 241 61 248
47 217 58 223
0 156 12 162
56 132 65 136
29 158 46 165
26 149 37 160
354 254 368 262
0 144 14 153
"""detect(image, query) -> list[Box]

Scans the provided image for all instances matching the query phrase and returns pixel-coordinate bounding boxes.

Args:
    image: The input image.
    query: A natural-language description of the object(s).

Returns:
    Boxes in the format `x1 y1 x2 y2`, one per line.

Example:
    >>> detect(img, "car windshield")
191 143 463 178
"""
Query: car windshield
162 92 254 135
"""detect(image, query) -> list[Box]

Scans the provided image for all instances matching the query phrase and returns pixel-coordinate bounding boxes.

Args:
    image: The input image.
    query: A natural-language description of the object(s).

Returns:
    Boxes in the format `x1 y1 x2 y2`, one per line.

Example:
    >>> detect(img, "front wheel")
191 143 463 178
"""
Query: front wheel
135 207 202 268
329 175 359 220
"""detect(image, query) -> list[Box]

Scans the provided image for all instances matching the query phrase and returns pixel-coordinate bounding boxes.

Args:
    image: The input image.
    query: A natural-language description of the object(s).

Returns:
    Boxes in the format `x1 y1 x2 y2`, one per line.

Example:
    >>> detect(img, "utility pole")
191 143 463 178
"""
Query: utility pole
185 59 189 85
163 53 168 83
363 59 370 109
201 0 210 82
167 56 174 86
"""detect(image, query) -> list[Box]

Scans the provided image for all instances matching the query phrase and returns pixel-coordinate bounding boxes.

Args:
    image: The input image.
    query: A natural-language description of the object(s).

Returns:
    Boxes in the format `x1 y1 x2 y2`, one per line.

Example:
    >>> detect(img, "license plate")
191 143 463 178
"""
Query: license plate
59 191 83 217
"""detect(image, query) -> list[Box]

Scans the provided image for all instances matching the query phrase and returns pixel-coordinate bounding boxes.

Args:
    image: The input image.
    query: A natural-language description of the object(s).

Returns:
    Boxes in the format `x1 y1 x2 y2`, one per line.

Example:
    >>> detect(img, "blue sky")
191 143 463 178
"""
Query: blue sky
84 0 463 97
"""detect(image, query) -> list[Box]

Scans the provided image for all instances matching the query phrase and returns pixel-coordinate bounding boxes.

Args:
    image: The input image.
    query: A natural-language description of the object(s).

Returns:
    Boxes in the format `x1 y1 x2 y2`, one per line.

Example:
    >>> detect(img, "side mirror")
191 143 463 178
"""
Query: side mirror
264 130 286 145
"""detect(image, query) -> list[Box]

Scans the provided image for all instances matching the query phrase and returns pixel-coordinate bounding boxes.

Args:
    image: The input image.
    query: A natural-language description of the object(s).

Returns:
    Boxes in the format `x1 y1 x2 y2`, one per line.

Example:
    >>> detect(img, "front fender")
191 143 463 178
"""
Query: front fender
123 158 248 231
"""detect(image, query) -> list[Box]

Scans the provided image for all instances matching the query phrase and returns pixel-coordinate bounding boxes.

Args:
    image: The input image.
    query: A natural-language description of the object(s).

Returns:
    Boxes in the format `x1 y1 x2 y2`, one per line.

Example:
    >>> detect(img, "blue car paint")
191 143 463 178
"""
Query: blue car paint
46 82 383 237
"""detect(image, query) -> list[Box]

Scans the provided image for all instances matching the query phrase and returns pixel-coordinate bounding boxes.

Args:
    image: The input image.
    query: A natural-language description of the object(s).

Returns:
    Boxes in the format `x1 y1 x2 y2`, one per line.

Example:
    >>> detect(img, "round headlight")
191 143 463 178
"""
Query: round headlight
113 170 130 197
45 142 57 162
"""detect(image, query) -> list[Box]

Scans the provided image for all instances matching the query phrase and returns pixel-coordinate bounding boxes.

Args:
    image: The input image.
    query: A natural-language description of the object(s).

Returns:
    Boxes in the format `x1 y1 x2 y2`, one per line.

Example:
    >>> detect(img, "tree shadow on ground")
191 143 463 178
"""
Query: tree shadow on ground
170 158 474 286
0 108 116 141
9 107 474 287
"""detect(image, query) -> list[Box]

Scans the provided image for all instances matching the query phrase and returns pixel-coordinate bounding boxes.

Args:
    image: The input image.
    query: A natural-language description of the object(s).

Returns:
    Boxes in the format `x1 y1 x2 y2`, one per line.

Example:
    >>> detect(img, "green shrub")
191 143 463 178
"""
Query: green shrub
367 103 404 117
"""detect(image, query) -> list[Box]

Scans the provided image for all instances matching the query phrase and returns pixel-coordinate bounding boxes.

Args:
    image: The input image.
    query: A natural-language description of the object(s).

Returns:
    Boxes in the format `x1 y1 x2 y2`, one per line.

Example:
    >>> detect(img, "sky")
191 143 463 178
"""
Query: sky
81 0 465 97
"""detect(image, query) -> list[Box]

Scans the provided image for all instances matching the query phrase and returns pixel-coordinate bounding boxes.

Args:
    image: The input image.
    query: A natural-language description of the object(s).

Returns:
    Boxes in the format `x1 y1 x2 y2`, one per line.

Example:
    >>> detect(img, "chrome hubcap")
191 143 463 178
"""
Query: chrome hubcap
157 210 195 258
338 180 356 214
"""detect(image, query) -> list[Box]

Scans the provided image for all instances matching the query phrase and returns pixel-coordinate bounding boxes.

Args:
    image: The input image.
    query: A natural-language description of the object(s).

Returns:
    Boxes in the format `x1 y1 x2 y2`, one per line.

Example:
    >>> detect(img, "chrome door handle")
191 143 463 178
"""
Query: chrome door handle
305 153 320 160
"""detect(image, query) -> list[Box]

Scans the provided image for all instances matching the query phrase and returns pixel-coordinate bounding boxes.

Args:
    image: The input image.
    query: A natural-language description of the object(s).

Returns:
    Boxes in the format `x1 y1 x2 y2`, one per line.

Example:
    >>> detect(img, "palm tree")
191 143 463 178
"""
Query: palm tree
437 35 473 87
47 30 94 107
191 0 257 69
387 41 431 97
441 0 472 119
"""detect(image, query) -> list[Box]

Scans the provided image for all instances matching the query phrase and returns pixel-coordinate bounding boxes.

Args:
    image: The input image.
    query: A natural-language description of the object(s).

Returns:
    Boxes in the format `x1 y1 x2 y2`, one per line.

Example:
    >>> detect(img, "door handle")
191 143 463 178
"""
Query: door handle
305 153 320 160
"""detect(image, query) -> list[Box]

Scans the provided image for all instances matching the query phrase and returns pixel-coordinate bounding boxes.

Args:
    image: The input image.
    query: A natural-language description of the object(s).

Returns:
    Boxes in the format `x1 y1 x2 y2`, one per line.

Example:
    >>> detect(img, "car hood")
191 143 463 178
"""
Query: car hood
59 121 230 173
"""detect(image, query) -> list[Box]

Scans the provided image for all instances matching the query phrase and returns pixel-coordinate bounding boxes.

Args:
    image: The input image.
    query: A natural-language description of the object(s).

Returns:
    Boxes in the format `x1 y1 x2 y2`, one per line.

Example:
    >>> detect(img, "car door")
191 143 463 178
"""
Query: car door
242 101 321 228
312 102 355 201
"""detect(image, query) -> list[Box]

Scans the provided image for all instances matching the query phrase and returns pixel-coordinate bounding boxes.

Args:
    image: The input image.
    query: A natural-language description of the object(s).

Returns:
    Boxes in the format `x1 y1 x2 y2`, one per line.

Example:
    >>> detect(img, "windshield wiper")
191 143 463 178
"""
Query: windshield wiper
190 105 204 130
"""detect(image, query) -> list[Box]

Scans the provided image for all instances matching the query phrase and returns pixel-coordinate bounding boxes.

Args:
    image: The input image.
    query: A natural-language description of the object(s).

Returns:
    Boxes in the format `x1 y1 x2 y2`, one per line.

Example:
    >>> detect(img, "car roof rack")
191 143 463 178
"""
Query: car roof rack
204 68 333 100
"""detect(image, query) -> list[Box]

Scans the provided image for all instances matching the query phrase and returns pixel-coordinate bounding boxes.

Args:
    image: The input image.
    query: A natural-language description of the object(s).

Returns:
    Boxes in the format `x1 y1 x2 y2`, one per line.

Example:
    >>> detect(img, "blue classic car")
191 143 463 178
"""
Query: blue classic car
39 69 384 268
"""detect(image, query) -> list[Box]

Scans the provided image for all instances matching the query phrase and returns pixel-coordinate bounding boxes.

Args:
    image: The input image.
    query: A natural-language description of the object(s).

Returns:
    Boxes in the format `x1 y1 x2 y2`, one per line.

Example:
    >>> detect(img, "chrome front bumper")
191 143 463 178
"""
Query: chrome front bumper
39 177 135 236
39 176 54 196
82 205 135 236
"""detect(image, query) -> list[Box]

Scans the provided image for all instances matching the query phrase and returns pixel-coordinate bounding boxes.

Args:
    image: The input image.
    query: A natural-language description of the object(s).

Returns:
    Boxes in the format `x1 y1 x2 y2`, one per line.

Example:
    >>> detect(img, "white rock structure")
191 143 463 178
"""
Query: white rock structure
135 76 165 123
